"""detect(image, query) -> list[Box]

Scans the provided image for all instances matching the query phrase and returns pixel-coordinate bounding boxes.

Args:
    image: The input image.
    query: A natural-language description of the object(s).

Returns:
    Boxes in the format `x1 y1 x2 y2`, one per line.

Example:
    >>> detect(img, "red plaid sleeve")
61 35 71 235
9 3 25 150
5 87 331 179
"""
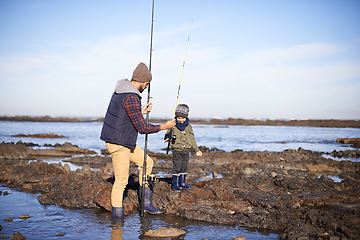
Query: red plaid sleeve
123 95 160 134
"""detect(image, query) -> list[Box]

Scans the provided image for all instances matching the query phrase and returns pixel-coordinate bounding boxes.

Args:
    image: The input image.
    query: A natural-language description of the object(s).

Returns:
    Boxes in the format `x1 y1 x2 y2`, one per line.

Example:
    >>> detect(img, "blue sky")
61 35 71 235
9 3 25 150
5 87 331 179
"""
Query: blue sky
0 0 359 120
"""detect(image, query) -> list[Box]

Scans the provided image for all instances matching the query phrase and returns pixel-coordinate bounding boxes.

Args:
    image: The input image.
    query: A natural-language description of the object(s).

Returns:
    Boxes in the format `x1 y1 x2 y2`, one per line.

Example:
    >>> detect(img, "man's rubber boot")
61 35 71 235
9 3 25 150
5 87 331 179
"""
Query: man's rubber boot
172 174 181 192
111 206 124 227
179 173 191 189
139 187 162 214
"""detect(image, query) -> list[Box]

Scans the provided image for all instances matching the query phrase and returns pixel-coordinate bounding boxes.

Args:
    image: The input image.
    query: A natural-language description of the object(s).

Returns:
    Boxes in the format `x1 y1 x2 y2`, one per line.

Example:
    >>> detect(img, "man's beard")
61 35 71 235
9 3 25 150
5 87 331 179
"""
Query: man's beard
139 86 145 93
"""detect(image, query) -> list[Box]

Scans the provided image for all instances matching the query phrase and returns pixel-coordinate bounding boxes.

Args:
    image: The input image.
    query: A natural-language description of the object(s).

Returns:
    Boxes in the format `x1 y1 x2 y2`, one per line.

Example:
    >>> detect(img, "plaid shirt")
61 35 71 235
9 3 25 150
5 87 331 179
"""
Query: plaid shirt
123 95 160 134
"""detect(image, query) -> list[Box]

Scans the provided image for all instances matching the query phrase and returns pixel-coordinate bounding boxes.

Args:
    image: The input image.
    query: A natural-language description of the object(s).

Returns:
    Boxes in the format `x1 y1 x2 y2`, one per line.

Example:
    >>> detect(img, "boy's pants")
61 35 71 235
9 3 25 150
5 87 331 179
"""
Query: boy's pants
106 143 154 207
172 150 190 174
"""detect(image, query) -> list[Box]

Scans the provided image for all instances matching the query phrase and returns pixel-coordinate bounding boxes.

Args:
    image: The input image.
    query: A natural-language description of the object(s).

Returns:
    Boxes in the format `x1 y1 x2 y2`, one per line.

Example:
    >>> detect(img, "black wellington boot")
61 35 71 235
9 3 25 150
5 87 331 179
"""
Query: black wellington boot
172 174 181 192
179 173 191 189
111 206 124 227
139 187 162 214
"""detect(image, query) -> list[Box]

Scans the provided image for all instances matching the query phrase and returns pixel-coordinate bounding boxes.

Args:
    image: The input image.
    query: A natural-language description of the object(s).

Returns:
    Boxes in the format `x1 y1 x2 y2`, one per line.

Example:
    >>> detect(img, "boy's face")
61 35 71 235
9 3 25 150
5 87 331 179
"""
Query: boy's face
176 117 186 123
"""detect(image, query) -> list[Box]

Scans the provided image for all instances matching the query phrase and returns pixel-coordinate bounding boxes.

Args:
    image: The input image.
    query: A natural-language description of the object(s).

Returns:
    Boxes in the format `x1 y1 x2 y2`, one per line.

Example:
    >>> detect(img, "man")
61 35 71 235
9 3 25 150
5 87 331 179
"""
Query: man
100 62 175 221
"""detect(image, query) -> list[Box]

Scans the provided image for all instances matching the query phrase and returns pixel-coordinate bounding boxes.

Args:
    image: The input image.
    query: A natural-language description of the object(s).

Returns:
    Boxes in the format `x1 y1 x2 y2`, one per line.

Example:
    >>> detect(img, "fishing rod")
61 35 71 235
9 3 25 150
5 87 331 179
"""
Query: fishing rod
141 0 155 217
166 20 193 154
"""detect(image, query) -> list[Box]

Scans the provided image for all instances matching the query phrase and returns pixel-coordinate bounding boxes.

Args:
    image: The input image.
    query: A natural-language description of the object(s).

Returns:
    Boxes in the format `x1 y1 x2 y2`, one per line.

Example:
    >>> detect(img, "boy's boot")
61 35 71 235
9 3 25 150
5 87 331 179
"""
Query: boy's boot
172 174 181 192
139 187 162 214
179 173 192 189
111 206 124 227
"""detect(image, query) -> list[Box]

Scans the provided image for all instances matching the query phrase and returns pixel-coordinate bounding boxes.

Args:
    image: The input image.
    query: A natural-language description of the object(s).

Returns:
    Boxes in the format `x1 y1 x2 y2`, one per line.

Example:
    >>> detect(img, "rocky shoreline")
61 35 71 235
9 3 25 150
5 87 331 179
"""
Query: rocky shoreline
1 115 360 128
1 141 360 239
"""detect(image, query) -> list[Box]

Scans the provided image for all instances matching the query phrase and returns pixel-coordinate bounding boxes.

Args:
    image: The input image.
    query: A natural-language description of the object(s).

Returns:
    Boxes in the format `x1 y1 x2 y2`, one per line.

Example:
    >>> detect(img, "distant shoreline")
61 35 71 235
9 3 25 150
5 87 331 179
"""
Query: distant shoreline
1 115 360 128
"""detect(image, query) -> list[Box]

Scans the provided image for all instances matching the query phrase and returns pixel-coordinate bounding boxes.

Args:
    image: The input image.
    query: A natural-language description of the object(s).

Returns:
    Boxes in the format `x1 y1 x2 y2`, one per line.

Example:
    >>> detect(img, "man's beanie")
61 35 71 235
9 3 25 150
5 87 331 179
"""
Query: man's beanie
175 104 189 118
132 62 152 83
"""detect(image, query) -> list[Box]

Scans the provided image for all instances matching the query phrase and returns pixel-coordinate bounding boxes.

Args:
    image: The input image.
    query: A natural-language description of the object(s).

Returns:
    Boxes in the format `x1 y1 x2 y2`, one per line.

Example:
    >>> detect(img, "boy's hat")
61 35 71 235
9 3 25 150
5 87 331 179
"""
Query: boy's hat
175 104 189 118
132 62 152 83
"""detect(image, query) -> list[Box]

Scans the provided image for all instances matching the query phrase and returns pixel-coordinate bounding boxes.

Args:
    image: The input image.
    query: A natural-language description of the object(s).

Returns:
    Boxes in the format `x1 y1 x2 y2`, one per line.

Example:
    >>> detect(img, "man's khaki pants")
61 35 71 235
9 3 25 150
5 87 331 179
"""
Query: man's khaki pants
106 143 154 207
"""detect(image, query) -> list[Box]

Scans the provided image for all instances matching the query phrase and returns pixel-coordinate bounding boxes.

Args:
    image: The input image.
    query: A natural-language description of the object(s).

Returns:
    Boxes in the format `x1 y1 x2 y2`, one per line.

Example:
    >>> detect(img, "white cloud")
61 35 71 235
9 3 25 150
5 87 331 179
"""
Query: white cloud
0 29 359 120
243 42 344 64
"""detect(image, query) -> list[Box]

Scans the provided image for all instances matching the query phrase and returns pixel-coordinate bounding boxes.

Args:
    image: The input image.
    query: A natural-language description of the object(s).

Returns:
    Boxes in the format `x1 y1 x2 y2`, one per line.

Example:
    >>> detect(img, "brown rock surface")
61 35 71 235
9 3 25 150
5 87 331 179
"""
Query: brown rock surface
11 133 65 138
337 137 360 148
144 227 186 238
0 142 95 159
0 144 359 239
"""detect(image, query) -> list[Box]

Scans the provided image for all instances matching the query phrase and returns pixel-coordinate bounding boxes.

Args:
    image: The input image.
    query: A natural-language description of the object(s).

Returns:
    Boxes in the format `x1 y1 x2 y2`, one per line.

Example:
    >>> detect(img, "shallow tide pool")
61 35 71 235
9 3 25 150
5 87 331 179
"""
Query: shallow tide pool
0 185 280 240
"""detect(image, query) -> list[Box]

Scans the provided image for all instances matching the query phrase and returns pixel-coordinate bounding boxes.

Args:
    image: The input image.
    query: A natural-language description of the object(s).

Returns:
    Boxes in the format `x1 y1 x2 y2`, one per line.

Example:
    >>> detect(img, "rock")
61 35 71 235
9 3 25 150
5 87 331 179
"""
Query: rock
11 133 65 138
144 227 186 238
0 142 97 160
54 142 96 154
232 236 247 240
103 163 113 174
94 184 112 212
100 149 109 155
337 138 360 148
212 170 219 178
10 232 25 240
22 184 32 190
0 142 35 159
306 163 338 172
18 214 31 219
3 218 13 221
82 164 91 173
1 147 360 239
64 155 111 166
330 149 360 158
63 164 71 172
33 149 72 158
243 167 255 175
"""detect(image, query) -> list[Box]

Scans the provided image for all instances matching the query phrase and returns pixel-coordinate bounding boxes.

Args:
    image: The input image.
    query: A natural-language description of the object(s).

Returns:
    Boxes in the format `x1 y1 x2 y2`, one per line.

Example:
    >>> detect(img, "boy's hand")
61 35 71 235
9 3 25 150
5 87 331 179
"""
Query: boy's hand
196 151 203 157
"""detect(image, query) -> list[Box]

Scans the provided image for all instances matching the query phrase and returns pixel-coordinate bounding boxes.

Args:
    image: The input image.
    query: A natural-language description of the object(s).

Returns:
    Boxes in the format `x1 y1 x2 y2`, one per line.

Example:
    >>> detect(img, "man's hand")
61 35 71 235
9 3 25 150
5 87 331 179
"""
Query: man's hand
160 119 175 130
142 103 152 114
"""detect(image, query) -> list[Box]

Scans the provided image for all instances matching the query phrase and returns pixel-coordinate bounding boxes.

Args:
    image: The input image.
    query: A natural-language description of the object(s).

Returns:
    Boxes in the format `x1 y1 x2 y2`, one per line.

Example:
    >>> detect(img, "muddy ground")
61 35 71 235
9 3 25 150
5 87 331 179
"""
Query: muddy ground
0 141 360 240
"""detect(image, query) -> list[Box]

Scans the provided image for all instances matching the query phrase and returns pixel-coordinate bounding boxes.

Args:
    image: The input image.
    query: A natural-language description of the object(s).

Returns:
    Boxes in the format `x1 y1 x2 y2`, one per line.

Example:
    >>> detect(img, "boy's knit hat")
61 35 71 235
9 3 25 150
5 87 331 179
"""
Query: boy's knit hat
132 62 152 83
175 104 189 118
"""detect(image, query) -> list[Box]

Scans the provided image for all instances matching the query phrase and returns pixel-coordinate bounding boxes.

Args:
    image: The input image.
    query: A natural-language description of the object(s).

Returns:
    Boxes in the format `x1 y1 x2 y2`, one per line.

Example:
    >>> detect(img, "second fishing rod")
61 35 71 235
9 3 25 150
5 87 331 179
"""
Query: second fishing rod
165 21 193 154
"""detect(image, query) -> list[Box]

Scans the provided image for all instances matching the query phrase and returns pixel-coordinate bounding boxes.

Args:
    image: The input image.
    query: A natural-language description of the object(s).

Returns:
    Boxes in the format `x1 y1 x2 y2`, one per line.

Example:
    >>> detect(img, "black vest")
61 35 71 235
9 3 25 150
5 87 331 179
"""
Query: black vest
100 92 141 149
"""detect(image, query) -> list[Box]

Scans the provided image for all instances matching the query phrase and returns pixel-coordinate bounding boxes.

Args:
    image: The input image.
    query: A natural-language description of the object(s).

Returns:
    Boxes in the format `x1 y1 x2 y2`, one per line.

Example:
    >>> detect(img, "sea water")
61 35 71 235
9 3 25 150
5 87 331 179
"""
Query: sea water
1 121 359 154
1 121 359 239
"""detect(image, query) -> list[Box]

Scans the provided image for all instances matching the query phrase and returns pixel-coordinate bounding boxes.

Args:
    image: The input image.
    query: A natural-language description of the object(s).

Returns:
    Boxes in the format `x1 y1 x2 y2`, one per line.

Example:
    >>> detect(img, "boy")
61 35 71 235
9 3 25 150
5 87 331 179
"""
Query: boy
164 104 202 191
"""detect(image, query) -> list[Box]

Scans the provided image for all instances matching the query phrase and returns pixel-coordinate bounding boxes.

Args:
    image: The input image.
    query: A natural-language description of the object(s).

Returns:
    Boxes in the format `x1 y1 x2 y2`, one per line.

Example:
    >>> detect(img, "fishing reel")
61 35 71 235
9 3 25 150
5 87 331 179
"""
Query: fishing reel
171 135 177 144
164 133 177 144
147 174 156 189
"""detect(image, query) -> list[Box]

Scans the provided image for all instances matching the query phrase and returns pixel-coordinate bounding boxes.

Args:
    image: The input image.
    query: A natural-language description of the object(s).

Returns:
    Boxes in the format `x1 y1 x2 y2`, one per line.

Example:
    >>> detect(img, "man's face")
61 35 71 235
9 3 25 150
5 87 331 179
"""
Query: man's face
139 82 150 93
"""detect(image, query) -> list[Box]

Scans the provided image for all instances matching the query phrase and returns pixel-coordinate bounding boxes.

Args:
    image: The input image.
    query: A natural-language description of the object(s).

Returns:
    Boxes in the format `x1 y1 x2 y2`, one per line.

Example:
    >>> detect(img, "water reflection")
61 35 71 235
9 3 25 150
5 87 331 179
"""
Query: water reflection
111 226 124 240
